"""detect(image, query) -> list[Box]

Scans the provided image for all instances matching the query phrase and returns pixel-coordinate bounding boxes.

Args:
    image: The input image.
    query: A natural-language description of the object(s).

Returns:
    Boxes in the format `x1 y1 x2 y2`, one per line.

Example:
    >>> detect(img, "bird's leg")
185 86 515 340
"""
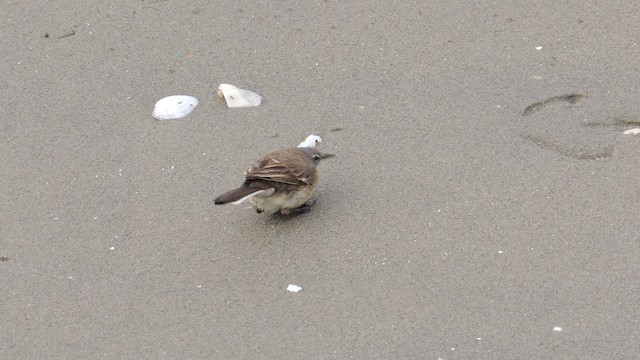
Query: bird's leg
284 198 317 215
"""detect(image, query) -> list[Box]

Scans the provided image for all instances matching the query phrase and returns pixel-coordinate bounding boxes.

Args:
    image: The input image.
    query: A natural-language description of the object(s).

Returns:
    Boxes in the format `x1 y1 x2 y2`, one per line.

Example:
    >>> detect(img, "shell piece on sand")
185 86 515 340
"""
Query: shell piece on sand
287 284 302 293
153 95 198 120
298 135 322 148
217 84 262 108
623 127 640 135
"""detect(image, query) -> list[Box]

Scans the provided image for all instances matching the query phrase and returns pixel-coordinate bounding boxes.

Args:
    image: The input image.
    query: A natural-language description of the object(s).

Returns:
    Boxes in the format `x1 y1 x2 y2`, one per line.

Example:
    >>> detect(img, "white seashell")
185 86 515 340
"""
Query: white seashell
217 84 262 108
286 284 302 293
298 135 322 148
623 127 640 135
153 95 198 120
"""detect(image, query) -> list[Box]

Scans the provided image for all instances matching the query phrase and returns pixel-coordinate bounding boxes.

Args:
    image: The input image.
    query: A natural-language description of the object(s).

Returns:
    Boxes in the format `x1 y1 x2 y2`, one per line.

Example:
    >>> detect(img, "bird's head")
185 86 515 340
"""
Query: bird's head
298 147 335 166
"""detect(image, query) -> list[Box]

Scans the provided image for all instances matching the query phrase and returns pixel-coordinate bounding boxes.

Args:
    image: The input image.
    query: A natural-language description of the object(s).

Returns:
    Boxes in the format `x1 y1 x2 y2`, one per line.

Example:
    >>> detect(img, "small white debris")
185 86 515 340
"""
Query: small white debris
553 326 563 332
298 135 322 148
498 250 504 254
109 246 115 251
535 46 543 50
287 284 302 293
623 127 640 135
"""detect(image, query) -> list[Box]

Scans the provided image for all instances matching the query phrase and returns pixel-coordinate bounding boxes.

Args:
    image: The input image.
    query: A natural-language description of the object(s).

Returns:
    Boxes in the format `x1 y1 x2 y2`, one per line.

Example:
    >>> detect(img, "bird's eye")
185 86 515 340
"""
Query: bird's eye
312 154 320 161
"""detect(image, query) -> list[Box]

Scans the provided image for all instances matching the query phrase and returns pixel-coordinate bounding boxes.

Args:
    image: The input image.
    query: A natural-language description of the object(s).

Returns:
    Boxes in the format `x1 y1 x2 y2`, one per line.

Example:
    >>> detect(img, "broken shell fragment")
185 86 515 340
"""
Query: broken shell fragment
623 127 640 135
298 135 322 148
153 95 198 120
287 284 302 293
217 84 262 108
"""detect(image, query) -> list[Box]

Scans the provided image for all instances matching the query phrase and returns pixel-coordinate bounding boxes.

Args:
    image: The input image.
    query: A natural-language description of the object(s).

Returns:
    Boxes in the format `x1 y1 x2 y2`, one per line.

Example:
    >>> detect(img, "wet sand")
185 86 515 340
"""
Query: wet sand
2 1 639 358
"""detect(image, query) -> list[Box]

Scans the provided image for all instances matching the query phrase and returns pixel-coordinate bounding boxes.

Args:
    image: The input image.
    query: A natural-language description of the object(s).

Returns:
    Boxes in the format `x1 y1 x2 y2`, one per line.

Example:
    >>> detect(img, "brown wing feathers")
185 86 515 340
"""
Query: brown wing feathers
245 149 317 185
214 148 319 205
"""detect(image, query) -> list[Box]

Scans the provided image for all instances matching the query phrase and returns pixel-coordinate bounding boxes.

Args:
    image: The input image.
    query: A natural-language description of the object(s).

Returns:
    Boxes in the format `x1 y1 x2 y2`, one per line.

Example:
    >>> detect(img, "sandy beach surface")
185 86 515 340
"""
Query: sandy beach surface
2 1 639 358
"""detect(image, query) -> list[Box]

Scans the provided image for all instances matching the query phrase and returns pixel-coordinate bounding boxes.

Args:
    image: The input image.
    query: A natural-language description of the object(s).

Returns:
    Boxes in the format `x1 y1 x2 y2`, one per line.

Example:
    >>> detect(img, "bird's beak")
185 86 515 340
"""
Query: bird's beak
320 153 335 159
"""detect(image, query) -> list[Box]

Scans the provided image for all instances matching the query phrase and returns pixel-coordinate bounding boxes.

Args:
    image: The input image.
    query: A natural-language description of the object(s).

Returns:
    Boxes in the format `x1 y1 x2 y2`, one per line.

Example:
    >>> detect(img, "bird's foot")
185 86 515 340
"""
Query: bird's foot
282 199 317 215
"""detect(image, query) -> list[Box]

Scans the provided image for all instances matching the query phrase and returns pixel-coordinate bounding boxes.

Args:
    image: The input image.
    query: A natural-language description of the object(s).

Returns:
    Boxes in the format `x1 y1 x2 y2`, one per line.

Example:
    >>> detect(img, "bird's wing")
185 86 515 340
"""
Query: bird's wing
245 151 314 185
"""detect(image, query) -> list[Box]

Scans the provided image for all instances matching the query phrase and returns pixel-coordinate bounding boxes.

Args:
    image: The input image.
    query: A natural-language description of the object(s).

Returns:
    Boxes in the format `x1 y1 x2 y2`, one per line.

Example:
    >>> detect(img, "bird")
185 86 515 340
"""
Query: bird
214 146 334 215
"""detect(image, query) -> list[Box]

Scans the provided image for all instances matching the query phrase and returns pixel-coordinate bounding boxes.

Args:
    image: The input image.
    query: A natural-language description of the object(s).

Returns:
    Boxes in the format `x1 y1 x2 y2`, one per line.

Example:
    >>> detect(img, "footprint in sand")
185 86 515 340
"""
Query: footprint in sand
520 93 640 160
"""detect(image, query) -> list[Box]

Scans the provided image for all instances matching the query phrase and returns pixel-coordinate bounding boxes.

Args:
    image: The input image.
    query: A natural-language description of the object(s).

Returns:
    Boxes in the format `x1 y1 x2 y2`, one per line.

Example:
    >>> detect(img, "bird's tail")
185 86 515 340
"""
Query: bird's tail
214 186 275 205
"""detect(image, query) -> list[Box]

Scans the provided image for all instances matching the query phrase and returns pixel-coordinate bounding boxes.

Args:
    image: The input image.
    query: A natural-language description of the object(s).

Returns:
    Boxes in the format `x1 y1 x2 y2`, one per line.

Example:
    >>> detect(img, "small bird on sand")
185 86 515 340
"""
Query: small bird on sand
214 146 334 214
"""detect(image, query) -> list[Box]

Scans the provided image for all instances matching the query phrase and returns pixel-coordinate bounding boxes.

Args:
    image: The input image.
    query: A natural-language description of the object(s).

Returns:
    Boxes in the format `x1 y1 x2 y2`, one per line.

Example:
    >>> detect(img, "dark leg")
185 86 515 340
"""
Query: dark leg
284 198 317 215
